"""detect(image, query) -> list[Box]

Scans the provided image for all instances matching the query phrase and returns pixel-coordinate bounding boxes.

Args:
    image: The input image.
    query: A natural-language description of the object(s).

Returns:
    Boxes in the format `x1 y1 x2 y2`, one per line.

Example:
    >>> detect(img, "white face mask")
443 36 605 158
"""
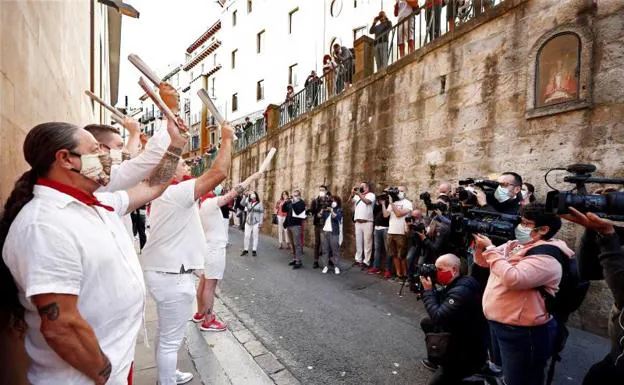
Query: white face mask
293 196 300 202
494 185 512 203
74 153 111 186
319 191 326 197
398 192 405 200
109 149 123 166
250 194 257 200
521 189 530 200
331 202 337 208
515 224 534 244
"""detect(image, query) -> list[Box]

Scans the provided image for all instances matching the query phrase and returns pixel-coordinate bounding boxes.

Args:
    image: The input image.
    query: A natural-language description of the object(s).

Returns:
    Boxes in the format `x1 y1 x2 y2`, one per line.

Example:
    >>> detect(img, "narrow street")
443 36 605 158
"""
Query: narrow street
215 227 610 385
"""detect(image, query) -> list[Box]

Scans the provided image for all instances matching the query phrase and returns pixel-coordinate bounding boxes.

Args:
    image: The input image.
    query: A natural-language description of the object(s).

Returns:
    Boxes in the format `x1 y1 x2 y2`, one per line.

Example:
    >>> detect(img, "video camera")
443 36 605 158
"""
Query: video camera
419 191 450 212
545 164 624 221
381 187 401 202
451 209 520 244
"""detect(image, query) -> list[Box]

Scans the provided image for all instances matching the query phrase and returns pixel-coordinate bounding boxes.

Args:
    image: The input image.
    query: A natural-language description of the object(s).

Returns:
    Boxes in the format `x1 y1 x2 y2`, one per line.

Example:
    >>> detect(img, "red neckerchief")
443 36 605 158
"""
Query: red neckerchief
36 178 114 212
170 175 194 186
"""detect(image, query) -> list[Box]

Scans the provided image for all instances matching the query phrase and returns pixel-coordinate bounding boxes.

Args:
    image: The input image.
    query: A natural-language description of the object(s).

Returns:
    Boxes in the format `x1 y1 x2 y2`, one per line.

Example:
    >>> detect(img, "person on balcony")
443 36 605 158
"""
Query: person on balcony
322 54 337 98
332 43 353 93
285 85 296 120
370 11 392 69
305 70 321 110
425 0 444 42
395 0 418 57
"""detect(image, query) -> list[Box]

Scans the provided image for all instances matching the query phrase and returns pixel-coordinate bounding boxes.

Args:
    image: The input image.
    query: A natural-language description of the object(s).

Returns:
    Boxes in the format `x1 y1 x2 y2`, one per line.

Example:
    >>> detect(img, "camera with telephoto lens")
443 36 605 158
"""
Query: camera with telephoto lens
353 186 364 194
383 187 401 202
420 191 449 212
545 164 624 221
410 264 438 297
451 209 520 244
459 178 500 191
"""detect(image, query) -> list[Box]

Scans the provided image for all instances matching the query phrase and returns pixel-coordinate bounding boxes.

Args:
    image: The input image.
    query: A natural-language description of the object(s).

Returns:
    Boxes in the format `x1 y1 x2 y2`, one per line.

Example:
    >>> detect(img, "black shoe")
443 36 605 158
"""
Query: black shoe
352 261 361 267
421 359 439 372
241 250 248 256
360 263 369 271
288 260 296 266
292 262 303 269
252 251 257 257
313 261 320 269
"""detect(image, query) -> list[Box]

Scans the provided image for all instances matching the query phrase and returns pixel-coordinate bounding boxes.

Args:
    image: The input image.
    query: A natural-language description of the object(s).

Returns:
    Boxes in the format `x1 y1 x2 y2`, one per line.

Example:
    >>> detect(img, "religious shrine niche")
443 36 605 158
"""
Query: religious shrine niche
525 25 593 119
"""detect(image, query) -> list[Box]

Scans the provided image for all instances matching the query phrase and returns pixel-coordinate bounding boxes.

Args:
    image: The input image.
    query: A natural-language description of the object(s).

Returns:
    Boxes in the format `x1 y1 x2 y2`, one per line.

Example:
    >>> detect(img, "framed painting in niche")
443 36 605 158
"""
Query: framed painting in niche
536 33 580 108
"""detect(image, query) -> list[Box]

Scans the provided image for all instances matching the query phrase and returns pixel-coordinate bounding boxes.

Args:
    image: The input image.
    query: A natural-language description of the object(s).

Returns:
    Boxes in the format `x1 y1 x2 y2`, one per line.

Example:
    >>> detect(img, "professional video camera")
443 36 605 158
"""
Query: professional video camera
458 178 499 191
450 209 520 244
381 186 401 202
420 191 449 212
545 164 624 221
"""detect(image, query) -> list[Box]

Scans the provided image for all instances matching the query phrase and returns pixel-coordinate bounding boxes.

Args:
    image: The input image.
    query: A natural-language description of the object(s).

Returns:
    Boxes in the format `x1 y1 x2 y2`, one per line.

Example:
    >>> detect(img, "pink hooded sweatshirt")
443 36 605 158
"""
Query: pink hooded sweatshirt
475 238 575 327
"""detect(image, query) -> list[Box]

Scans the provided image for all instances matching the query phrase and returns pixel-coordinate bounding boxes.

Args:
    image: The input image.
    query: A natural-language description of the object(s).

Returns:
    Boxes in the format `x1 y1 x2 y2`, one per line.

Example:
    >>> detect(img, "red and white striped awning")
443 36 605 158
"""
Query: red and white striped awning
183 40 222 71
186 20 222 54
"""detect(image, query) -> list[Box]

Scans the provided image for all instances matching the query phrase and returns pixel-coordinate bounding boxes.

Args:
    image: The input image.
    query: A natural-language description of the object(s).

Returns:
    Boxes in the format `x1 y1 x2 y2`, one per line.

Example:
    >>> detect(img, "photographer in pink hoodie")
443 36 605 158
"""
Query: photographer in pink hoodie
473 203 574 385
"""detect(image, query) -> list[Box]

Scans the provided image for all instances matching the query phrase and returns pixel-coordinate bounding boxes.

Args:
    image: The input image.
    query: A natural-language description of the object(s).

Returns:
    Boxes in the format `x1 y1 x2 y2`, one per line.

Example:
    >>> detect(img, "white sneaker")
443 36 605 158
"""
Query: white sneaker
322 266 329 274
175 370 194 384
334 266 340 275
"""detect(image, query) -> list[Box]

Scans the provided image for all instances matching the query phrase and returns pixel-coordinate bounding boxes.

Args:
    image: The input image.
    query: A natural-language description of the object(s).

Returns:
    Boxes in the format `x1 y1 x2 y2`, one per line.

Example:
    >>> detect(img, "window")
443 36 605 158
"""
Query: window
256 80 264 101
232 93 238 112
288 63 298 86
190 71 194 80
330 0 343 17
231 49 237 69
232 10 237 26
353 26 366 41
213 53 217 66
192 135 200 150
257 30 265 53
201 63 205 74
354 0 357 7
211 78 216 98
247 0 252 13
288 8 299 34
211 132 216 145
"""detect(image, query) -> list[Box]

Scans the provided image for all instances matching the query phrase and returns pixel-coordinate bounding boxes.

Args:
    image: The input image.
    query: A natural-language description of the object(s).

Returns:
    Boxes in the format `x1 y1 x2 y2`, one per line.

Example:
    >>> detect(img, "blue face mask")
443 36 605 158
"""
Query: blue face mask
494 186 511 203
214 185 223 196
514 224 534 244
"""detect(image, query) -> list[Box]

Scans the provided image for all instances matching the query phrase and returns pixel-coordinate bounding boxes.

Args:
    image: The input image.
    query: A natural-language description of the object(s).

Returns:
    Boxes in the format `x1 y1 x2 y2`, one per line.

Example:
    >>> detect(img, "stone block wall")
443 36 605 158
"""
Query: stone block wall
231 0 624 335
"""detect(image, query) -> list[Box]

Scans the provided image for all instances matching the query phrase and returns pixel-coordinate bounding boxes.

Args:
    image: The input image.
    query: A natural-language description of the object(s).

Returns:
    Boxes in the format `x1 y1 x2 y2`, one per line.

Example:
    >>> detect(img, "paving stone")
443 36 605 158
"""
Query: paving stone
270 369 302 385
232 328 255 344
244 339 269 357
254 353 285 375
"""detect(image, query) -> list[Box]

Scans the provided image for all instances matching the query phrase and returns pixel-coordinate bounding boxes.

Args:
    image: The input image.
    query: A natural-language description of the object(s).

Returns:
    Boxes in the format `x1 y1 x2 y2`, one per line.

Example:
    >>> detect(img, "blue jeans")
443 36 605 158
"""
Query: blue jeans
489 319 557 385
373 228 388 269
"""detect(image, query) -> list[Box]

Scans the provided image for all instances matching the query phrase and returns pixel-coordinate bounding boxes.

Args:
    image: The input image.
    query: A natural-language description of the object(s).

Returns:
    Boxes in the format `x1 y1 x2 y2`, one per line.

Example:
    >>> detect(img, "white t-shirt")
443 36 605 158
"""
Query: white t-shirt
141 179 207 272
3 185 145 385
388 199 413 235
397 0 414 20
352 192 376 221
200 197 228 246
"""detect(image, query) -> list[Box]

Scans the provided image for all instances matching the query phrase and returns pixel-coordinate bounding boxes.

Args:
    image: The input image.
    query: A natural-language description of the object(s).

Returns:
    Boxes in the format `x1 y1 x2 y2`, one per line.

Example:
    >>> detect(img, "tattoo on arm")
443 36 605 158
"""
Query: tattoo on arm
38 302 60 321
97 348 112 384
147 145 183 186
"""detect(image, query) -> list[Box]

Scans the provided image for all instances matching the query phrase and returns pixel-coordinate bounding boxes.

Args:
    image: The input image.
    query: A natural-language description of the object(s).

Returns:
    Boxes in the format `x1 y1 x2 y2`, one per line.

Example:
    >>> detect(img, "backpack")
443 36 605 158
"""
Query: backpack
525 244 590 385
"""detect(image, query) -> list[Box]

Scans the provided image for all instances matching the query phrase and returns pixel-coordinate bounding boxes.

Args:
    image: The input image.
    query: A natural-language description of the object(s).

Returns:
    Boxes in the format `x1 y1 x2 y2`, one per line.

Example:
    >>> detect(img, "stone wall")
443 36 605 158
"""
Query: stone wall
231 0 624 335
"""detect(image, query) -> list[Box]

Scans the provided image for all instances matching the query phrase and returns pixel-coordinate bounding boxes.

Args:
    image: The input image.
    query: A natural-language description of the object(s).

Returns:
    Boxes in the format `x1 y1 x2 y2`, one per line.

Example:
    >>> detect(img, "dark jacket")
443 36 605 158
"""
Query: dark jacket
373 200 390 227
485 192 522 215
420 216 452 265
422 275 488 367
321 208 343 236
596 233 624 373
310 195 332 226
369 19 392 43
283 199 306 228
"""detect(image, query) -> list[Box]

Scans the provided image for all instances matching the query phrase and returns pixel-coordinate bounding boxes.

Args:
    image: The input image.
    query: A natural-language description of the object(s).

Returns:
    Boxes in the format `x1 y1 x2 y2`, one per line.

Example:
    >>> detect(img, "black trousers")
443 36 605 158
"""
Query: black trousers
131 211 146 250
583 353 624 385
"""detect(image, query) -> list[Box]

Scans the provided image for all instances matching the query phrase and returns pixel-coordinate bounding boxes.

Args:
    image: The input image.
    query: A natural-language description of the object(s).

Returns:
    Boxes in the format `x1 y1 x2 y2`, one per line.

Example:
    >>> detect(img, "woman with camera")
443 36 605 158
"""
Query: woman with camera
320 197 343 275
472 203 573 385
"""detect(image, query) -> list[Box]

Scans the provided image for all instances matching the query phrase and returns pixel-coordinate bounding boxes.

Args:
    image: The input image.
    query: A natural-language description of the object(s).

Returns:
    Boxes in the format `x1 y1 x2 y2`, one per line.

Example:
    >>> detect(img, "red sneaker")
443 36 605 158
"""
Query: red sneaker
368 267 381 275
384 271 392 279
200 316 227 332
191 313 205 323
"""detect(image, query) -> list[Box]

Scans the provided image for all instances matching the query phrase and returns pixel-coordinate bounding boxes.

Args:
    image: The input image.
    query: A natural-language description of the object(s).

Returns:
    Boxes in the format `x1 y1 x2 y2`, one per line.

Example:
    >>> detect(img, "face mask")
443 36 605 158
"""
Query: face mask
73 153 111 186
250 194 257 200
398 192 405 200
494 185 511 203
521 189 529 200
515 224 535 244
319 191 326 197
436 269 454 286
293 196 300 202
108 149 130 166
214 185 223 196
331 202 337 208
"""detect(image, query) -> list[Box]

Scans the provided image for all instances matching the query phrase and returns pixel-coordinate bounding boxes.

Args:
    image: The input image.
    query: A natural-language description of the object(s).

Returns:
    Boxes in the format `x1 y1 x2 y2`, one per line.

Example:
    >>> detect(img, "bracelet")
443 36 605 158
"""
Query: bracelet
166 151 182 159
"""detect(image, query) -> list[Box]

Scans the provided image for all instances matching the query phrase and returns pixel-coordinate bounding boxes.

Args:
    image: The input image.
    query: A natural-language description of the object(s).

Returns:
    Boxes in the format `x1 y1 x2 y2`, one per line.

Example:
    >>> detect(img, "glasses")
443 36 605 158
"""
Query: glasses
498 181 520 188
520 218 537 227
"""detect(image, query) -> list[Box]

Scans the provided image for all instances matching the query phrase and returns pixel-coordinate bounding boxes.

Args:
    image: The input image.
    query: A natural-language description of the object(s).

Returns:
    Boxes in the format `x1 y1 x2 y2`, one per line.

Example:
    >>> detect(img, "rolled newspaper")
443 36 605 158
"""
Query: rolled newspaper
197 89 225 126
85 90 126 120
128 54 162 86
138 77 185 131
258 148 277 173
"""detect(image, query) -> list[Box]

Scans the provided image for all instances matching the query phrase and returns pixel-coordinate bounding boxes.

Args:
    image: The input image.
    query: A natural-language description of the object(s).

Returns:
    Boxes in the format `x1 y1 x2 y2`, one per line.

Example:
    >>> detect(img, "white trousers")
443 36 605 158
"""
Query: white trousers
244 223 260 251
277 216 289 245
144 271 195 385
223 217 230 244
354 221 374 264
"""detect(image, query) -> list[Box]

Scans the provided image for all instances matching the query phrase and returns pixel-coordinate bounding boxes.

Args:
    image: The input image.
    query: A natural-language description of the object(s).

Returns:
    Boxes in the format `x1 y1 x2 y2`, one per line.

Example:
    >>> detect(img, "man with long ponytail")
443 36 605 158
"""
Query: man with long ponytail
1 115 188 385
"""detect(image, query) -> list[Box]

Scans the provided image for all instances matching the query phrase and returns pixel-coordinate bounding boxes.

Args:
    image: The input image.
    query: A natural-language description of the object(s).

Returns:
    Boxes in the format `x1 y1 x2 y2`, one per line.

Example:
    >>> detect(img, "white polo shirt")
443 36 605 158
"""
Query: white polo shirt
352 192 376 221
141 179 207 272
388 198 413 235
2 184 145 385
200 197 227 247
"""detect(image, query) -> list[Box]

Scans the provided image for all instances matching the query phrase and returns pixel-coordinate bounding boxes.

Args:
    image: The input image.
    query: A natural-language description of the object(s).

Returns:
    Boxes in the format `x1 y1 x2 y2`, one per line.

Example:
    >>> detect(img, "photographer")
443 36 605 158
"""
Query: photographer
561 208 624 384
406 209 424 289
382 186 412 280
420 254 488 384
351 182 375 268
311 185 332 268
418 207 453 266
482 172 523 215
369 190 390 275
473 203 573 385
